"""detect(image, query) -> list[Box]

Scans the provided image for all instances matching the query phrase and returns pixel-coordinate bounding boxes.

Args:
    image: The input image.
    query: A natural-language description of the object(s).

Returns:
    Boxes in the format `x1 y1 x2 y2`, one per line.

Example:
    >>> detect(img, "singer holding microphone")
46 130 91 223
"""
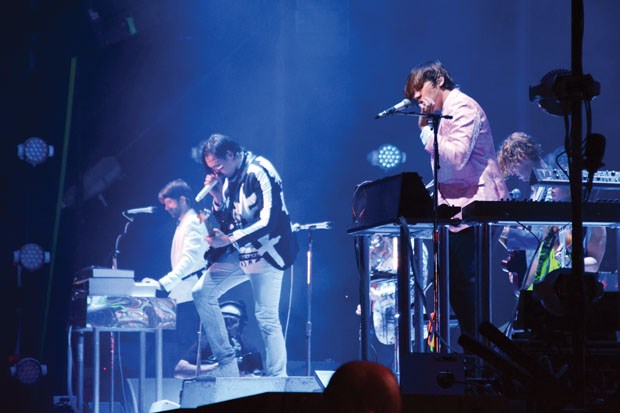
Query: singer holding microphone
191 133 298 377
403 60 507 345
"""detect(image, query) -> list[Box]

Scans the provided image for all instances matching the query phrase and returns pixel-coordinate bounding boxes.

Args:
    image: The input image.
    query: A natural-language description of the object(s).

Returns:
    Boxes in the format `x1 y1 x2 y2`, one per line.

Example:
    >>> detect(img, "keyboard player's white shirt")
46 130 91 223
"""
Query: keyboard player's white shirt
159 208 209 303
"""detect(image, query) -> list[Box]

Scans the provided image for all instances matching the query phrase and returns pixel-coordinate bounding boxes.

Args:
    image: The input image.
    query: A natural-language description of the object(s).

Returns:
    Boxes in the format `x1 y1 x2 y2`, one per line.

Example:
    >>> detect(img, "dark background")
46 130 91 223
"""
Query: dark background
2 0 620 411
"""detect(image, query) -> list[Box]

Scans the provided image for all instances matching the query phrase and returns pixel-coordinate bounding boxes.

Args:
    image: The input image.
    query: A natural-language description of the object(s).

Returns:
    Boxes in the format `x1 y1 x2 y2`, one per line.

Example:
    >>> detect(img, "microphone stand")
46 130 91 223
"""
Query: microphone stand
108 212 134 412
398 111 453 353
195 323 202 377
112 213 134 270
292 221 332 376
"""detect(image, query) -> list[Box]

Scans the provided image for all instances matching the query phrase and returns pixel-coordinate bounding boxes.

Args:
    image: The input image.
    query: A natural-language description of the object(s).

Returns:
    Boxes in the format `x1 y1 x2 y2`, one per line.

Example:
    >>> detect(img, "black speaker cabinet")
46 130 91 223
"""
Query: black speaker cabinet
399 353 464 396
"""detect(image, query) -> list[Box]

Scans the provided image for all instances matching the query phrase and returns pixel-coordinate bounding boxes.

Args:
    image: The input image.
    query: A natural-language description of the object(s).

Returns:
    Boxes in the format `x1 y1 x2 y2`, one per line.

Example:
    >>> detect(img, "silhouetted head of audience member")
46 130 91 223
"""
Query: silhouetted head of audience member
323 361 401 413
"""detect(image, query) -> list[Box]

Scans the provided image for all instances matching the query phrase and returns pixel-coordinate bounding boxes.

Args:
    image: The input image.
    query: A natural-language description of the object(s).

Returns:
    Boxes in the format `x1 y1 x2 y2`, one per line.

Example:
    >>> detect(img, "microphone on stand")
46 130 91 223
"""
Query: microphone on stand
195 180 220 203
375 99 412 119
124 206 158 214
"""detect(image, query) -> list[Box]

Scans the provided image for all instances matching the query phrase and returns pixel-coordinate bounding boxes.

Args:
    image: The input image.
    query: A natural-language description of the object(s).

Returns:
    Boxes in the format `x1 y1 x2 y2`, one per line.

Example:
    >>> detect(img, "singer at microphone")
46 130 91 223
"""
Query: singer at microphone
375 98 412 119
193 134 297 377
401 60 509 341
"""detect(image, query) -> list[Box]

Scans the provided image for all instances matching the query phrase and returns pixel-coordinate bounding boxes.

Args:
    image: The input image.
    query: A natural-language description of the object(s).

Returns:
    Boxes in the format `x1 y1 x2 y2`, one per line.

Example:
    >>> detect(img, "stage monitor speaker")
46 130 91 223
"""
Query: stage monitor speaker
124 378 184 413
399 353 464 396
180 376 321 408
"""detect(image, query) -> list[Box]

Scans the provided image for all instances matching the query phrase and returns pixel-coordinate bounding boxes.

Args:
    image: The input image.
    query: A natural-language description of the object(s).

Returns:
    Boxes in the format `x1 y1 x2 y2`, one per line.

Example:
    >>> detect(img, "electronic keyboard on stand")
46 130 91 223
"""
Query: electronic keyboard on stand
347 173 463 393
461 200 620 226
70 267 176 413
71 267 176 330
530 168 620 190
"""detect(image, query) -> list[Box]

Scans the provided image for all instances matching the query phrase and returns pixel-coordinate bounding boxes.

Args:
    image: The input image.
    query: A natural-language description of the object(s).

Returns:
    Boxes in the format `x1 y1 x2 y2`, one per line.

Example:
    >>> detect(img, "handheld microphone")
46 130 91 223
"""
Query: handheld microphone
195 180 220 203
375 99 412 119
125 206 158 214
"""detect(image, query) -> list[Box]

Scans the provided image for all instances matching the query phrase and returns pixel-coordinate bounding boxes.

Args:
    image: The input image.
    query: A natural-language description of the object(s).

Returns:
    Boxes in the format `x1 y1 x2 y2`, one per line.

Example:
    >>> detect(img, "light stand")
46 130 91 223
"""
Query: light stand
463 1 613 409
527 0 603 406
291 221 332 376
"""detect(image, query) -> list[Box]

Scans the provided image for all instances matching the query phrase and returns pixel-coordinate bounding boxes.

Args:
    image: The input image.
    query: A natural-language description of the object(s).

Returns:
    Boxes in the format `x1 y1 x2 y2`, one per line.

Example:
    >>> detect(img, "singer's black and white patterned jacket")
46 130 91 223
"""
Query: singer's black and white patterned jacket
213 152 298 270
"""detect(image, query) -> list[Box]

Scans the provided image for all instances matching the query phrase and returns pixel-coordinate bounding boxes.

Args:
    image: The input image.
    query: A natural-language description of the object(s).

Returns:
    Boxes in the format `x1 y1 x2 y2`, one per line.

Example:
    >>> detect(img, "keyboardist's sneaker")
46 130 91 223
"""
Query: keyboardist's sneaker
202 360 240 378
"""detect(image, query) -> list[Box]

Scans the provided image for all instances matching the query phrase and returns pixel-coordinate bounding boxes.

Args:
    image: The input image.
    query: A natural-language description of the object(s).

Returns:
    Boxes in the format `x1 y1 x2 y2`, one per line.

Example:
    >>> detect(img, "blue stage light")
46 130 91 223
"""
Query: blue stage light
368 144 406 171
17 137 54 167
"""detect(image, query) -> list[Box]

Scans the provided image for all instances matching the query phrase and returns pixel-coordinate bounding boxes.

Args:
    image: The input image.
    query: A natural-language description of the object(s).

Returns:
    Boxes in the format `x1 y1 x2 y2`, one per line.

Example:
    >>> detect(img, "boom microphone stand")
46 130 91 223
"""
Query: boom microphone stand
398 111 453 353
112 212 134 270
108 212 135 413
292 221 332 376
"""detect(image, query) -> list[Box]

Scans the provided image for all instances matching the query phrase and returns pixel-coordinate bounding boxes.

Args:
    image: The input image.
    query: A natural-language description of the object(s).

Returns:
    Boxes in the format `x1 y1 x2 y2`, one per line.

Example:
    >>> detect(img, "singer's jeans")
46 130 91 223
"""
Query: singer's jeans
192 251 287 376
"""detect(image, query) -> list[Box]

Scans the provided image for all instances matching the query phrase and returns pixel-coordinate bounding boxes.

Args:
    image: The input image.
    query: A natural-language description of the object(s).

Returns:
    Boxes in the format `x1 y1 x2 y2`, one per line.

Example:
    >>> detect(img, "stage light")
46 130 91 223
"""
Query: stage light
13 243 50 272
368 144 406 171
17 137 54 167
10 357 47 385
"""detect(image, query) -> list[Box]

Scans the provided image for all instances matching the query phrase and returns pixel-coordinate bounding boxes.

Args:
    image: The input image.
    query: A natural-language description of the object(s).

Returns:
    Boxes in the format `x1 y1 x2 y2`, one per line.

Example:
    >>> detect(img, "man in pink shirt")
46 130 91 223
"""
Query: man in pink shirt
404 60 507 339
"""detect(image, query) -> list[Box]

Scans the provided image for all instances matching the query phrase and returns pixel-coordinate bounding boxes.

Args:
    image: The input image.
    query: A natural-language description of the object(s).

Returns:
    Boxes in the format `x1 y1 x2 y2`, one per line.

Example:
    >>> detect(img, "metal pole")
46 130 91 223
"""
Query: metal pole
305 231 313 376
475 224 493 342
413 238 425 352
482 224 492 326
439 227 450 352
93 329 100 413
156 329 163 401
110 333 115 413
397 225 411 377
139 332 146 413
78 331 84 413
196 323 202 376
570 1 586 404
358 236 370 361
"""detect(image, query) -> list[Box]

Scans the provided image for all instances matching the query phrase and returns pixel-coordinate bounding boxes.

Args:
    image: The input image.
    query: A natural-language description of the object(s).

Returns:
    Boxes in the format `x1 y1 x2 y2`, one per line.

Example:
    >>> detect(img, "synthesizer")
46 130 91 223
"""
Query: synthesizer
461 200 620 225
531 168 620 190
70 267 176 330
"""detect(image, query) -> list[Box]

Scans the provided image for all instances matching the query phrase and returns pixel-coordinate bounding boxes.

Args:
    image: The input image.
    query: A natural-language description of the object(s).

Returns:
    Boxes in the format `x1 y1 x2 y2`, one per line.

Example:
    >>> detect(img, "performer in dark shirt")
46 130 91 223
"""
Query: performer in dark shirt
174 301 263 378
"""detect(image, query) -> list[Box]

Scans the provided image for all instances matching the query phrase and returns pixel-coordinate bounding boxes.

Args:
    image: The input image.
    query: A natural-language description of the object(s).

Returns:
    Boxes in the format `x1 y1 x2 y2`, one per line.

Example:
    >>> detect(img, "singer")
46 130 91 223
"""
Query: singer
404 60 507 342
141 179 210 372
191 133 298 377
